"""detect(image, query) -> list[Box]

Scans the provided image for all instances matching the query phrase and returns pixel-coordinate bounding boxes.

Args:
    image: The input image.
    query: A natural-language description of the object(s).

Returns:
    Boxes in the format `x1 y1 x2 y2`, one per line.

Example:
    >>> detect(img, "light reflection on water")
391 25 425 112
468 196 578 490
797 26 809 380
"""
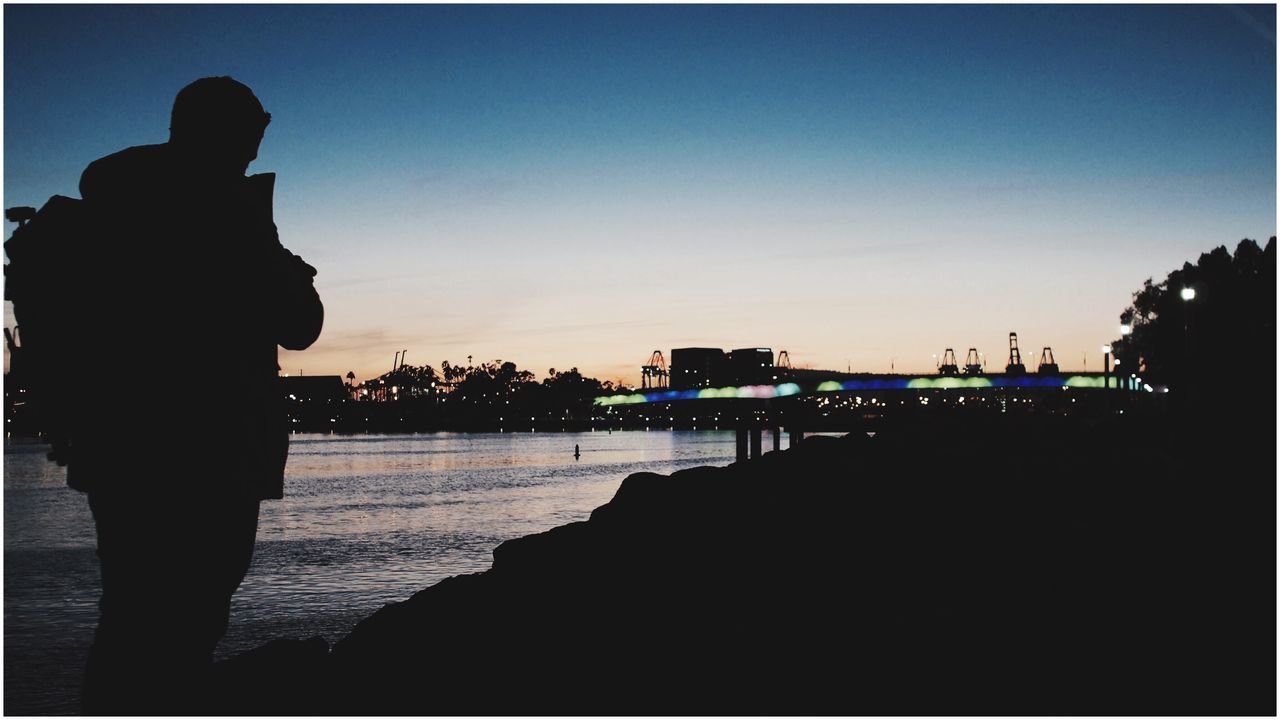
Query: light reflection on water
4 430 736 714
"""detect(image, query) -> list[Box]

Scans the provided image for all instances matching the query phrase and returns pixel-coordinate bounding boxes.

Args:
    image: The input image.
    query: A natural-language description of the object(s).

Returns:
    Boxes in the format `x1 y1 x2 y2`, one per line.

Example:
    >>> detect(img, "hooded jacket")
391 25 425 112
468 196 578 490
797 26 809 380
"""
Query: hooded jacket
71 143 322 499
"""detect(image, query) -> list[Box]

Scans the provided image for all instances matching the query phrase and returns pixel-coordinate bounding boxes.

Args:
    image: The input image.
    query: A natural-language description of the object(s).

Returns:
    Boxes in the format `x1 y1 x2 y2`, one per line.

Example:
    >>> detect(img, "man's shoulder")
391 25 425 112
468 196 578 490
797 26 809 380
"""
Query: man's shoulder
79 144 171 201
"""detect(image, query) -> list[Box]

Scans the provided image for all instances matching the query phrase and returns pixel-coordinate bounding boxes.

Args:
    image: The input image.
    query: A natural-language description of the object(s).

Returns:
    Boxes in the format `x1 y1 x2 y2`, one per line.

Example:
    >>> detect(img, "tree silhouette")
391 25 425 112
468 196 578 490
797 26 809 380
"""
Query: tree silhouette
340 357 622 430
1111 237 1275 407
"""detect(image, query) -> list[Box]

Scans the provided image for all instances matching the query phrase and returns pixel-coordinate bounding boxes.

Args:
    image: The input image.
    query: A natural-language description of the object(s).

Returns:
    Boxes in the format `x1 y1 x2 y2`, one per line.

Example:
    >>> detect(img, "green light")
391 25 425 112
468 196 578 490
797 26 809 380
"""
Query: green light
594 393 647 405
595 373 1118 406
907 377 992 390
776 383 801 397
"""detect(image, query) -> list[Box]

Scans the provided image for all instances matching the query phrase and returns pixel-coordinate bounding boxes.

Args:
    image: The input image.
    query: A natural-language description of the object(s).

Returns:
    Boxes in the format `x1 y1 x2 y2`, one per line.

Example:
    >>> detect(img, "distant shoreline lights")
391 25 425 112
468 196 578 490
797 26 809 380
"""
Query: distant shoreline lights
594 375 1125 406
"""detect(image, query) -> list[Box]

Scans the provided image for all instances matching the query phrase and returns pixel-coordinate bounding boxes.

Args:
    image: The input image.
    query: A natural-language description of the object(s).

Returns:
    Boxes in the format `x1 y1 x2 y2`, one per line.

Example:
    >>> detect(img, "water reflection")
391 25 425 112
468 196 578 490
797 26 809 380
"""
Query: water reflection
5 431 736 714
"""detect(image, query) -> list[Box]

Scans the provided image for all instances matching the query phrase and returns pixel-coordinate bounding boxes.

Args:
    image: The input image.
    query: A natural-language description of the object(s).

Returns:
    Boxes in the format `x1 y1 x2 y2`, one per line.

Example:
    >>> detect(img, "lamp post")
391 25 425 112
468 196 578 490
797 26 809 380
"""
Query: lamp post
1180 287 1196 360
1118 325 1132 391
1102 345 1112 390
1180 286 1196 405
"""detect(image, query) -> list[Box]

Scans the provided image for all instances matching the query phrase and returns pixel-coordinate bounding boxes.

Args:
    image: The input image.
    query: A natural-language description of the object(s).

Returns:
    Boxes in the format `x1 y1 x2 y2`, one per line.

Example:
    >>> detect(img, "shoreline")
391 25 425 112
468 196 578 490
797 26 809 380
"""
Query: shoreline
210 411 1275 715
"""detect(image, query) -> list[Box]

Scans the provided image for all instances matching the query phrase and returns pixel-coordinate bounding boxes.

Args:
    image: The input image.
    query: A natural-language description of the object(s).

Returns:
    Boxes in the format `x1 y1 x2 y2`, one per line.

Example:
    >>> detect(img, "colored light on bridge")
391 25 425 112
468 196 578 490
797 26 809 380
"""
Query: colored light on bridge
841 379 910 391
996 376 1069 388
736 385 778 399
662 390 703 401
595 393 648 406
593 374 1116 405
775 383 801 397
907 377 993 390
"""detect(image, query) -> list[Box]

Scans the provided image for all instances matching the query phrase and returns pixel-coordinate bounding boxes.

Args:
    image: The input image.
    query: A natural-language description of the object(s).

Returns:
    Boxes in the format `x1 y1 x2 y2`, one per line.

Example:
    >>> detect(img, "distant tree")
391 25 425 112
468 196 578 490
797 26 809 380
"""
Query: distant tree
440 360 466 385
352 363 439 401
1111 237 1275 398
401 364 439 396
343 356 619 427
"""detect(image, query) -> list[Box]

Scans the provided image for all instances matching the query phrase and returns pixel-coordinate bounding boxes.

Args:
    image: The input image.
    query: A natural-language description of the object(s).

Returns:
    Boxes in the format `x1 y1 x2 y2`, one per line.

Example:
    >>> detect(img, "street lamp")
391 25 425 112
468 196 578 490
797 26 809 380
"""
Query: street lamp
1181 286 1196 382
1102 345 1112 389
1120 323 1132 336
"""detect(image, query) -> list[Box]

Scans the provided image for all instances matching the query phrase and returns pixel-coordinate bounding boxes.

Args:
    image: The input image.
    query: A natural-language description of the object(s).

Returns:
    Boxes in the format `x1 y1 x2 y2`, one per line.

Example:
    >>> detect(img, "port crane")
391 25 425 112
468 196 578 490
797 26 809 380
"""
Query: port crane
1037 347 1059 375
1005 332 1026 376
938 348 959 376
641 350 669 389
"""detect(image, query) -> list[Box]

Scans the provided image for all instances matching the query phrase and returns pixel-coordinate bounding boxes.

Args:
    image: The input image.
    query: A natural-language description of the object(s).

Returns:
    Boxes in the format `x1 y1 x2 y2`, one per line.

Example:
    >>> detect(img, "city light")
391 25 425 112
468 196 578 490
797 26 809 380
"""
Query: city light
594 374 1117 405
1181 287 1196 301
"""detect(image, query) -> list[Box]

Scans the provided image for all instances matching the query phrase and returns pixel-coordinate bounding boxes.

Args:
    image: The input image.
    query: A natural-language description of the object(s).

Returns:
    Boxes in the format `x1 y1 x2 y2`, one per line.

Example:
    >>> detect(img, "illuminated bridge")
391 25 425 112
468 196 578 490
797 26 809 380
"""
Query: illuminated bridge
594 372 1155 461
596 373 1150 406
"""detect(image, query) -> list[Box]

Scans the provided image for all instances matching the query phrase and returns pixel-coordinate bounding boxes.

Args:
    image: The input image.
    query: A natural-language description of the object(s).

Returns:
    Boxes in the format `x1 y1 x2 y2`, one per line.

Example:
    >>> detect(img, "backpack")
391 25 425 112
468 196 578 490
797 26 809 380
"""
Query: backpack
4 195 88 467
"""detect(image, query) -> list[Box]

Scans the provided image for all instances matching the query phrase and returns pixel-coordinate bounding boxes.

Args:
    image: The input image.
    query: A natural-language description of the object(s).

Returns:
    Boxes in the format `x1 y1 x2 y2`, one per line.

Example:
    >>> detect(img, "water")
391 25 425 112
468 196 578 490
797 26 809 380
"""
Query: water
4 430 738 715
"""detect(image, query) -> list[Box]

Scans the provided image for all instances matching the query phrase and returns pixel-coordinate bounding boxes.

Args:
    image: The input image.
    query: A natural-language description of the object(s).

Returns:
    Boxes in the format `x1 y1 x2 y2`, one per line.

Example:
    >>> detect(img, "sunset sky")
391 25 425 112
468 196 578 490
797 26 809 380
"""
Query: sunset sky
4 4 1275 385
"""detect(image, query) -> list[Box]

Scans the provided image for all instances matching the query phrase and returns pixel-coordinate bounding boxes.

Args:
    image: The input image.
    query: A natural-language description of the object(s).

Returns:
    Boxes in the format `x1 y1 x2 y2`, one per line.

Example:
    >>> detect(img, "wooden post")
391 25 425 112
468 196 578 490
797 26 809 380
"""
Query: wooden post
750 427 762 459
736 428 748 462
772 427 781 452
789 429 803 448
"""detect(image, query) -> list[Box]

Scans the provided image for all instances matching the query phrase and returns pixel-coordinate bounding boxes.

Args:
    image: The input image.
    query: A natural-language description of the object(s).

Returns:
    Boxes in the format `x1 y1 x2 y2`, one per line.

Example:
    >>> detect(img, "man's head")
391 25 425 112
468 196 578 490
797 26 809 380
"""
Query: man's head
169 76 271 177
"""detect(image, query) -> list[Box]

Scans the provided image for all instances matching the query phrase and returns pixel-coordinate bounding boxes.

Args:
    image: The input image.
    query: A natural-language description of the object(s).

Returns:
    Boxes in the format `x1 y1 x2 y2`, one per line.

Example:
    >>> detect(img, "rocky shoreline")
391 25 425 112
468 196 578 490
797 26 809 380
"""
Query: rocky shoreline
212 413 1274 715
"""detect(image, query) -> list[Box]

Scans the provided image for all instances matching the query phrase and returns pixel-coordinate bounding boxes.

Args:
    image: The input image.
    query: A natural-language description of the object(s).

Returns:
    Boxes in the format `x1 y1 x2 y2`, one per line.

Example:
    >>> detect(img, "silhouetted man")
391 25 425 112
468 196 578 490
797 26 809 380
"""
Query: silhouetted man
69 77 323 714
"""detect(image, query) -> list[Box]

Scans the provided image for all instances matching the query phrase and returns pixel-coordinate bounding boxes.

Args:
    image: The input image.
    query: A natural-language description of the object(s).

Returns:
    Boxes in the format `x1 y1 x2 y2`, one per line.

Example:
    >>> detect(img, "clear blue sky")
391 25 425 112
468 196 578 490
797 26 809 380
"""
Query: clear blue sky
4 4 1275 383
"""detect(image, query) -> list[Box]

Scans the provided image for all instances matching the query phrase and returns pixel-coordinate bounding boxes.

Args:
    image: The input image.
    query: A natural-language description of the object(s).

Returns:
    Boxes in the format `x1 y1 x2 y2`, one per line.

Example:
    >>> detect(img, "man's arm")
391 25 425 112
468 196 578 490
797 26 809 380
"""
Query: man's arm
273 241 323 351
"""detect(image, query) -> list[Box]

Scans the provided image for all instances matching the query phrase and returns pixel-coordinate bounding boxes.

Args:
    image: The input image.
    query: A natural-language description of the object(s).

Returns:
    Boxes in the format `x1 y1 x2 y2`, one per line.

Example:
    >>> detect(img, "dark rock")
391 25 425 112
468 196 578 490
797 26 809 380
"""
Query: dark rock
218 415 1275 715
209 636 331 715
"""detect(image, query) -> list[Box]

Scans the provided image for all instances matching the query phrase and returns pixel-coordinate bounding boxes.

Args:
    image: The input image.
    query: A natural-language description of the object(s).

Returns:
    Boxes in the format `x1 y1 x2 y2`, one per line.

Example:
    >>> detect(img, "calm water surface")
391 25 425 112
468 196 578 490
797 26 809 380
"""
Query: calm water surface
4 430 737 714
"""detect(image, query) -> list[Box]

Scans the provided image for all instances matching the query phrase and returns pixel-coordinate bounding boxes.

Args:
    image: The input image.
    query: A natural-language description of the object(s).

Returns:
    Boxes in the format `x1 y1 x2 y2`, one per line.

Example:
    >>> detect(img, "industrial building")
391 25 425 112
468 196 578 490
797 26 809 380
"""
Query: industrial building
670 347 775 389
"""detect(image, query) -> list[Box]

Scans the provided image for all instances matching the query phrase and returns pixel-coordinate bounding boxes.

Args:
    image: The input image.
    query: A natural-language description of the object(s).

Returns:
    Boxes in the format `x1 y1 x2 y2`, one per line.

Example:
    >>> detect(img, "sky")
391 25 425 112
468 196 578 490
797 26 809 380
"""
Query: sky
3 4 1275 385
